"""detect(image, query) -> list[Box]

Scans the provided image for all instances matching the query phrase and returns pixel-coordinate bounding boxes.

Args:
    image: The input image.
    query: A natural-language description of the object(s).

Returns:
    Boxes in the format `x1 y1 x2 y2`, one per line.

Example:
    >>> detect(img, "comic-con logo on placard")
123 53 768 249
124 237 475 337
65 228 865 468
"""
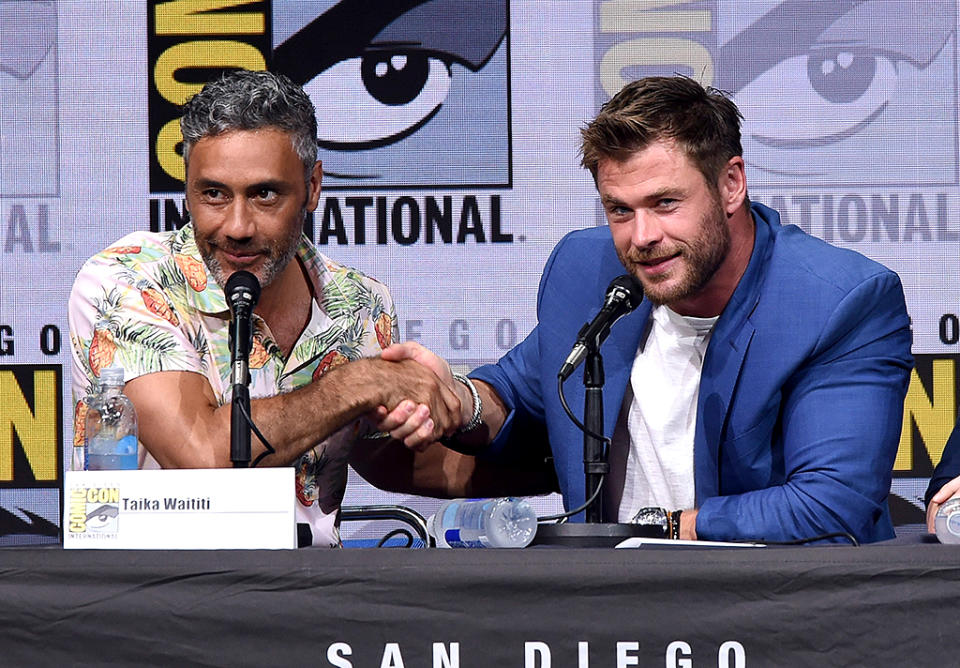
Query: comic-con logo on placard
67 487 120 537
596 0 957 188
0 0 59 198
147 0 511 193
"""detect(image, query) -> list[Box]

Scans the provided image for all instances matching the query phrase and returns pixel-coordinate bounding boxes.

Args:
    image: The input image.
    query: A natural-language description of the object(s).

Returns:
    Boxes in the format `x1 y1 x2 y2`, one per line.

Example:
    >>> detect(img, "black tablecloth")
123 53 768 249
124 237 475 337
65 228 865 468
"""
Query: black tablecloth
1 542 958 666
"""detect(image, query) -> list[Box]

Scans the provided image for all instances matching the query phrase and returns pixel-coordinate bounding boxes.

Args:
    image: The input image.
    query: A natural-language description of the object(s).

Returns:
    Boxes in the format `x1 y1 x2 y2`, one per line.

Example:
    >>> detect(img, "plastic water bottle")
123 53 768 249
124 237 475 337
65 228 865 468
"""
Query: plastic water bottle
427 498 537 548
935 497 960 544
84 367 139 470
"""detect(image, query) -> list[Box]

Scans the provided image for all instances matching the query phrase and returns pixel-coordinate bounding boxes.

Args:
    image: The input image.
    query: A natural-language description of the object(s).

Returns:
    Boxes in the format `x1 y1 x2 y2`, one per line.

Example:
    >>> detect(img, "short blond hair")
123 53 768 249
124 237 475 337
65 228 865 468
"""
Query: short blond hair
580 76 743 187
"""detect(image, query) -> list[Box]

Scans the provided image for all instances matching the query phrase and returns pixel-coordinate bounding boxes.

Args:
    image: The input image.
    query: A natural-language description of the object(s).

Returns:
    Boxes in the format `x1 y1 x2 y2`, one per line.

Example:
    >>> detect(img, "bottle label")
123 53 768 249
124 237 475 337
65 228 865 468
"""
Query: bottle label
444 529 485 549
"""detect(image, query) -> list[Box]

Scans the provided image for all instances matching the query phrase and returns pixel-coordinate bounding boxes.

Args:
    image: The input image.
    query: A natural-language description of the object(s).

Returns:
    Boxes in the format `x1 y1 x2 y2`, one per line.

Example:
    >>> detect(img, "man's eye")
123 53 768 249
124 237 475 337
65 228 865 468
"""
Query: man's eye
257 189 279 201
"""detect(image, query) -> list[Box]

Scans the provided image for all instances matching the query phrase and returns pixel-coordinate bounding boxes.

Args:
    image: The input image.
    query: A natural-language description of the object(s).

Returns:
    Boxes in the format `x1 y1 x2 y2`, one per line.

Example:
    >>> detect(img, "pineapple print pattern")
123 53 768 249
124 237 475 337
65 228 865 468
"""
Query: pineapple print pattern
138 281 180 326
87 288 123 377
249 331 274 370
375 312 392 349
88 328 117 377
69 225 396 547
72 399 88 449
175 254 207 292
312 350 349 381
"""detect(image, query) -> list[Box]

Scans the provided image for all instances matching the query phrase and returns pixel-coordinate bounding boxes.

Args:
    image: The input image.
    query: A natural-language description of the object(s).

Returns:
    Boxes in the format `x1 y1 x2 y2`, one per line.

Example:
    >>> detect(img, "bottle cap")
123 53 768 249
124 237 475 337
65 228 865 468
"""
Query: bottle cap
99 367 125 386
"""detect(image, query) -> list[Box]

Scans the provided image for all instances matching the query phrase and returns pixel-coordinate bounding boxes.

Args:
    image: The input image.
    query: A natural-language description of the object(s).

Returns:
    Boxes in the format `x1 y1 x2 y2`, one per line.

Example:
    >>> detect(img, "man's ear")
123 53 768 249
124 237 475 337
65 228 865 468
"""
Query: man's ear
717 156 747 215
306 160 323 212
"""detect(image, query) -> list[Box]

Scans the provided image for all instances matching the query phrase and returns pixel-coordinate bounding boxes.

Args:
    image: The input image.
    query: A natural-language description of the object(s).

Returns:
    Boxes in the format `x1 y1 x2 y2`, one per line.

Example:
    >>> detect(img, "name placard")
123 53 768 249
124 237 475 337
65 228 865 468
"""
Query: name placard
63 468 295 549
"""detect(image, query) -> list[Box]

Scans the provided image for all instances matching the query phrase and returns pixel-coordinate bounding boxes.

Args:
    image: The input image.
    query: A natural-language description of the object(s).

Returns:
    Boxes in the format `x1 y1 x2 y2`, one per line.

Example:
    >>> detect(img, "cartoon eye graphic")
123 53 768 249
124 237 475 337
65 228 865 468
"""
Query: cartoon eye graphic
272 0 509 186
736 47 898 150
0 0 56 80
807 47 881 104
307 50 452 150
86 504 119 529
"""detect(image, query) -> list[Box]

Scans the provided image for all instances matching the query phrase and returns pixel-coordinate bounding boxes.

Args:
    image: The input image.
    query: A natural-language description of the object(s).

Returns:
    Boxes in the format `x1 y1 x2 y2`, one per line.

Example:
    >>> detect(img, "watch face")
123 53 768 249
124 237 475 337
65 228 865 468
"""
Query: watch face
631 506 668 532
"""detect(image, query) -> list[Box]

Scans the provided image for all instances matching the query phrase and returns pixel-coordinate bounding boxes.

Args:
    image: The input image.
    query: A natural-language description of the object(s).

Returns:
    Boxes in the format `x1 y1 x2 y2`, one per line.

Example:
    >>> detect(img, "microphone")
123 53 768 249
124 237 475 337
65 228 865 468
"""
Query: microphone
225 271 261 387
558 274 644 381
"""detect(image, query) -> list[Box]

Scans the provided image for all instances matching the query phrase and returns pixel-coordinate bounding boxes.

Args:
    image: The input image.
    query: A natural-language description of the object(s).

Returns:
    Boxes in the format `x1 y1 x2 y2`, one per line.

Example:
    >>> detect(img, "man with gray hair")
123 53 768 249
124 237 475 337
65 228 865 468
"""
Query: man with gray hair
68 69 459 547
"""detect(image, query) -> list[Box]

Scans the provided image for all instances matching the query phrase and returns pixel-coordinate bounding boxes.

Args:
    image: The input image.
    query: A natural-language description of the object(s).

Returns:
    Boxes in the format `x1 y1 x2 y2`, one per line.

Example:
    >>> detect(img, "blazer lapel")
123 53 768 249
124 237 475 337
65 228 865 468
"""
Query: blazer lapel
694 203 777 502
695 319 756 500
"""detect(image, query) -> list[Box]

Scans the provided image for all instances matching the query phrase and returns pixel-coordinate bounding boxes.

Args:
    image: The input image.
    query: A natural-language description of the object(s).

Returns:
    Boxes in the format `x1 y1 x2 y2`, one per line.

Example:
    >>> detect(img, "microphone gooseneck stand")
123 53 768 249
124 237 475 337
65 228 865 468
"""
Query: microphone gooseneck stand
225 271 261 469
535 335 660 546
582 345 607 524
537 351 669 547
533 273 662 546
230 368 252 468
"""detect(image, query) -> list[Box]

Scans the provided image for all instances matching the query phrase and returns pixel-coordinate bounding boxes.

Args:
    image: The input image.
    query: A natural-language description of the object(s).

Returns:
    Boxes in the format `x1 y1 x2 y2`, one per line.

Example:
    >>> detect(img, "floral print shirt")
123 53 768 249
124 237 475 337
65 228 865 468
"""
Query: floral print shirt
68 224 397 547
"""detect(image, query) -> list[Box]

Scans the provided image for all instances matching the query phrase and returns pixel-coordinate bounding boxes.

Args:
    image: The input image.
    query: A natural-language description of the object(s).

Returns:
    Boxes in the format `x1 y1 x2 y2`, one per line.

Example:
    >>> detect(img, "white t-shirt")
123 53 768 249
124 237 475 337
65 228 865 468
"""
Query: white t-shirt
614 304 718 521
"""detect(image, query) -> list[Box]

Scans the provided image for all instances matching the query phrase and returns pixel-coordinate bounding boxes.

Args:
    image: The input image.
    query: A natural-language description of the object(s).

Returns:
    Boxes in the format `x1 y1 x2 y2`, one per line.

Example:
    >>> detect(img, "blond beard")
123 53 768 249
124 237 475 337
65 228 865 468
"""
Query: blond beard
617 199 730 306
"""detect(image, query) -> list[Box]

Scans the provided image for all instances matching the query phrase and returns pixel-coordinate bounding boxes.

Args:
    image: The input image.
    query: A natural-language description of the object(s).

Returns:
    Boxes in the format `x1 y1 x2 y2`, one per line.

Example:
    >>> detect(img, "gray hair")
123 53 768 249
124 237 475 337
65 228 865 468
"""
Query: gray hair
180 70 318 183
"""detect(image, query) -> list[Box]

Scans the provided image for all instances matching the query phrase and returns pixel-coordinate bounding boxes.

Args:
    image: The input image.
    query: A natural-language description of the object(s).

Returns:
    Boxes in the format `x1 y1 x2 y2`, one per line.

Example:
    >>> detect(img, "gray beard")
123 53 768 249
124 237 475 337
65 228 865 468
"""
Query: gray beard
201 208 306 290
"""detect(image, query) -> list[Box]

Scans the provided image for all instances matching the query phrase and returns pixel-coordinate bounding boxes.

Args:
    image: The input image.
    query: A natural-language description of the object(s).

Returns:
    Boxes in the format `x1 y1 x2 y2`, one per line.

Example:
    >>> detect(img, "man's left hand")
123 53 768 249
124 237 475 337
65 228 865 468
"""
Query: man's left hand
927 475 960 533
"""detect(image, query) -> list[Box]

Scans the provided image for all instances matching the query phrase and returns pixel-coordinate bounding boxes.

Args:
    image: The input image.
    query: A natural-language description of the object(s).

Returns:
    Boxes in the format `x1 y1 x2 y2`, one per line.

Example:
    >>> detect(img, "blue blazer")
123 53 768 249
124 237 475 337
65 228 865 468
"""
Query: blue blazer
472 203 913 543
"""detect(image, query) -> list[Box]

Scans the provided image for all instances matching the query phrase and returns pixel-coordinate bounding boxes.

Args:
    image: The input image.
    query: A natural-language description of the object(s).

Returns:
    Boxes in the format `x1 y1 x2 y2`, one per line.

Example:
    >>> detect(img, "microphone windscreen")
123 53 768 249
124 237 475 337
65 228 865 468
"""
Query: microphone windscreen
225 270 261 310
607 274 644 309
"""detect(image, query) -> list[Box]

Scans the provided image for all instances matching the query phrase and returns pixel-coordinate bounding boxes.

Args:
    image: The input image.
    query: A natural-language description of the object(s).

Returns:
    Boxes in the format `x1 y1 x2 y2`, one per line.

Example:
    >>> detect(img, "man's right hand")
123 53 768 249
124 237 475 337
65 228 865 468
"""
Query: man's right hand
364 353 464 446
371 342 471 449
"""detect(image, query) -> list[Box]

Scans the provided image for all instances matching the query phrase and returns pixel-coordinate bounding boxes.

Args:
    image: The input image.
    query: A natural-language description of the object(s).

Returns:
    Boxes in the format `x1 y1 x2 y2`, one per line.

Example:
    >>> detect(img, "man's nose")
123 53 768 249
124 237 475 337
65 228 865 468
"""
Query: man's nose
631 210 663 249
222 200 255 240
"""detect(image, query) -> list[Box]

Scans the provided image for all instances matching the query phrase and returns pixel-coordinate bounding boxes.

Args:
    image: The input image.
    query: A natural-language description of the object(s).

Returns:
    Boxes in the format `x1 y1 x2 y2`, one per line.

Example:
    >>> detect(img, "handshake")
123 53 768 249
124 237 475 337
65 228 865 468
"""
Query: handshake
365 342 495 454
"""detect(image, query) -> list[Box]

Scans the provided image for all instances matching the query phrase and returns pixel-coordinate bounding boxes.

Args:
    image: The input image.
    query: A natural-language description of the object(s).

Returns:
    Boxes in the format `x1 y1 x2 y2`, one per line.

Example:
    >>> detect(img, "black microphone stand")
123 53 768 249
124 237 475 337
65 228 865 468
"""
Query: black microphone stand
230 316 253 469
536 338 658 546
231 382 252 468
533 273 661 545
534 284 669 545
225 270 260 469
583 344 607 523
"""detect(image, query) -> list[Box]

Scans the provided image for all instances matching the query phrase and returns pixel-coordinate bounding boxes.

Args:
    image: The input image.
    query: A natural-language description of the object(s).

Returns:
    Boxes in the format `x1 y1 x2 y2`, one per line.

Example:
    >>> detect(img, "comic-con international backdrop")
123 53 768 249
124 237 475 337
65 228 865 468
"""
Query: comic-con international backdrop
1 0 958 544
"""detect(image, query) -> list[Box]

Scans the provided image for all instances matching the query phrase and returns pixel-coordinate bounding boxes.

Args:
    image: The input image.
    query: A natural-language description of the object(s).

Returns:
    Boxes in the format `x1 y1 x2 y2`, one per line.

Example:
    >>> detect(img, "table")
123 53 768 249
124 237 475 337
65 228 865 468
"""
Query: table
1 540 958 666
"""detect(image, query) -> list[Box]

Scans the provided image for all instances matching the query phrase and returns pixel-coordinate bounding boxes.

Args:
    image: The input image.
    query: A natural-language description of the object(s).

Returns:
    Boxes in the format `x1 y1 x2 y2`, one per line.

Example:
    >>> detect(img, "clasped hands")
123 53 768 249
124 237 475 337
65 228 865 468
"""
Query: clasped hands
369 342 472 449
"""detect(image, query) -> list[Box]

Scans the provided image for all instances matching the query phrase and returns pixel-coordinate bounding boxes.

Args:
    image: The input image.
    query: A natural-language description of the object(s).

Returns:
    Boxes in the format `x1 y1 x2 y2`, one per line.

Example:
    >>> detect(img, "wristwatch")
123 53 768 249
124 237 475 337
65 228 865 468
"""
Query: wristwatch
631 506 669 538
